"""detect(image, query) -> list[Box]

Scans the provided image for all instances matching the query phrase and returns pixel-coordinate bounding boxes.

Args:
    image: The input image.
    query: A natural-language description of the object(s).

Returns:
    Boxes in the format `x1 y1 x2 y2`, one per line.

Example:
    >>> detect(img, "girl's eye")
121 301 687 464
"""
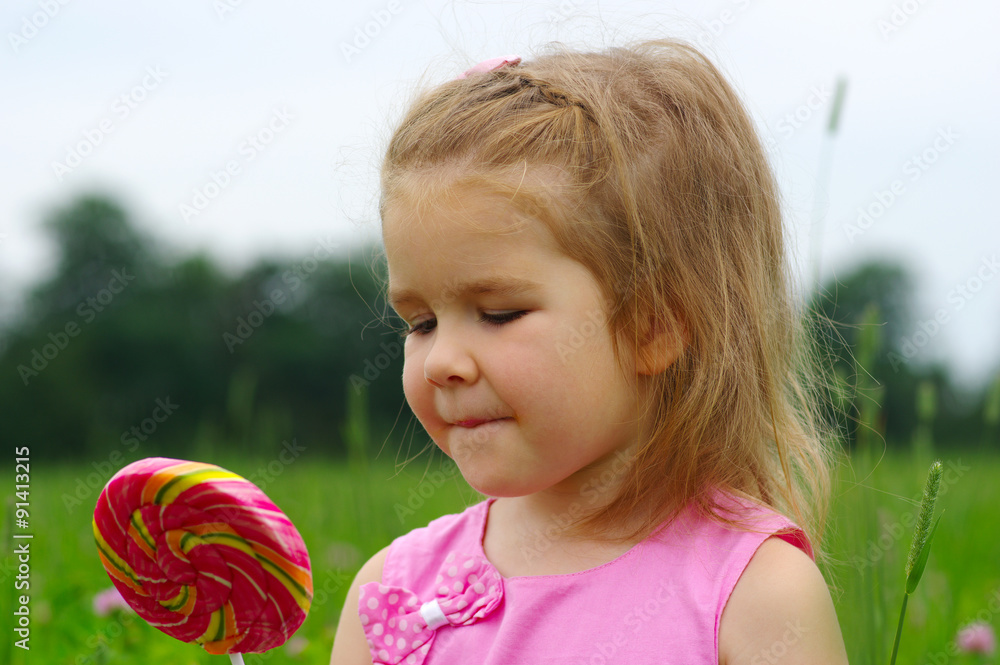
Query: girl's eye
479 310 528 327
402 311 528 337
403 318 436 337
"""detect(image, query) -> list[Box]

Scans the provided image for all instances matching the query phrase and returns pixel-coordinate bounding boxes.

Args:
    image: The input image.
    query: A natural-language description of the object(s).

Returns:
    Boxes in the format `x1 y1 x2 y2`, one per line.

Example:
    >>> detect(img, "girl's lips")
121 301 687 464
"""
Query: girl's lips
455 417 512 428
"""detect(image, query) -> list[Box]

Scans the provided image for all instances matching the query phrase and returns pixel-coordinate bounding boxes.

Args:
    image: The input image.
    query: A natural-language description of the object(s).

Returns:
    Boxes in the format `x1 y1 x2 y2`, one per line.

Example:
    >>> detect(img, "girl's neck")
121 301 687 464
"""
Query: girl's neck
483 496 644 578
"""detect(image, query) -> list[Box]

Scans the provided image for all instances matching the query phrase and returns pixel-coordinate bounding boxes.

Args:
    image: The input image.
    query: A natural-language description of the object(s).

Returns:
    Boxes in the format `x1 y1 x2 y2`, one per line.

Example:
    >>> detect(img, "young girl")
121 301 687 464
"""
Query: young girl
332 39 849 664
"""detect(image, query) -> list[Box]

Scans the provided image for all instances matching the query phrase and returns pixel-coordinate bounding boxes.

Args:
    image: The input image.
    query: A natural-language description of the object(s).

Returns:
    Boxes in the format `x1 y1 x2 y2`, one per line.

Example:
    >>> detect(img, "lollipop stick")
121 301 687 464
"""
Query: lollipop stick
229 654 246 665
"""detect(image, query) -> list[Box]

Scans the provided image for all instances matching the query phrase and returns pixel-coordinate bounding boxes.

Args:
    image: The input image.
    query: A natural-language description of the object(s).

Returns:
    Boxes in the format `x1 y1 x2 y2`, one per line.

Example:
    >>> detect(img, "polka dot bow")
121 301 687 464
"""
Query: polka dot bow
358 552 504 665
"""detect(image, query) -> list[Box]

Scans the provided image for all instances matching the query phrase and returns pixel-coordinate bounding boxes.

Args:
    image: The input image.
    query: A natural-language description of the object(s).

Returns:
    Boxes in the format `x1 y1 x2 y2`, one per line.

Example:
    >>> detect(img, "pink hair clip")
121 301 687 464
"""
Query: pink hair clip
455 54 522 80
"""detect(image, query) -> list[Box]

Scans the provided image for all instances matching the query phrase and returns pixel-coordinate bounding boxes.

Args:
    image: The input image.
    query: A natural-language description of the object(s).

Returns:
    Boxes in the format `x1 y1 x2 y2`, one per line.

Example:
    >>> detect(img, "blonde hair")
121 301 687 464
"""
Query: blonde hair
379 38 837 551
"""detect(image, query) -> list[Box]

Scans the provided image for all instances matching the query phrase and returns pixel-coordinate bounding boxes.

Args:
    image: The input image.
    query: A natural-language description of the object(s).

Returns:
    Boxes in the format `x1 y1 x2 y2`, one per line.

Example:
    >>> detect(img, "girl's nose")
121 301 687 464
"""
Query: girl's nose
423 323 478 387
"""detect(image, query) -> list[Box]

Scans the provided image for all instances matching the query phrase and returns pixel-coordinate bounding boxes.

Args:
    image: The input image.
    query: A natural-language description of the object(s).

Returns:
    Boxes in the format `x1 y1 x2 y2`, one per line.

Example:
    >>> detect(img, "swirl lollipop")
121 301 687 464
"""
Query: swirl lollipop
93 457 312 663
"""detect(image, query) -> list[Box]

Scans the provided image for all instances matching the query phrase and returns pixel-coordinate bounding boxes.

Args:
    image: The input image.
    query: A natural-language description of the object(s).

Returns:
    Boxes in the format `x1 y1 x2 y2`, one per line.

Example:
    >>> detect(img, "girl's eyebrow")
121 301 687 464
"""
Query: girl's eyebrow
387 275 543 309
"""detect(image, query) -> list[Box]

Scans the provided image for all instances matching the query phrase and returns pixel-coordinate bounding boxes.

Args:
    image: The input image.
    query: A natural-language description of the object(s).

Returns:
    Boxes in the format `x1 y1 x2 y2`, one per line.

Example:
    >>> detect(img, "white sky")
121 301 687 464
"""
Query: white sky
2 1 998 390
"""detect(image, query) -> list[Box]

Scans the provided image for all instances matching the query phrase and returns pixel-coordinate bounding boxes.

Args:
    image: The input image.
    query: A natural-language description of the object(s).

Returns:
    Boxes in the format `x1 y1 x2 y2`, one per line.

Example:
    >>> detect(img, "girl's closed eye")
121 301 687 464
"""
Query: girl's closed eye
403 318 434 336
479 310 529 327
402 310 529 337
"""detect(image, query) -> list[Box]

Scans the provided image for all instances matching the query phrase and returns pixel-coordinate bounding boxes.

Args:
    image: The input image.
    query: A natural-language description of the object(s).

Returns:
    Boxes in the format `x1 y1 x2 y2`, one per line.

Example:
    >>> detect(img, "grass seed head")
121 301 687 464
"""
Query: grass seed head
904 460 943 586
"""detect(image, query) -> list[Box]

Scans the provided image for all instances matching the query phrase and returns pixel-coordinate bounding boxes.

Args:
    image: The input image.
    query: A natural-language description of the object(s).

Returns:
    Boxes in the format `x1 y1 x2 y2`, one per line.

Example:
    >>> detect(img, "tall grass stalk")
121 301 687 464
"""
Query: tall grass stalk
809 77 848 292
888 460 944 665
226 365 258 450
912 380 936 458
341 383 384 552
853 303 887 662
984 372 1000 449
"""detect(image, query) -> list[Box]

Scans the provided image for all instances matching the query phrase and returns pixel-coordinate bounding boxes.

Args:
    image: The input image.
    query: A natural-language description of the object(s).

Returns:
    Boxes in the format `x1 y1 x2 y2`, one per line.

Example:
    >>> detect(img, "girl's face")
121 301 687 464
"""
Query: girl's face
383 184 640 499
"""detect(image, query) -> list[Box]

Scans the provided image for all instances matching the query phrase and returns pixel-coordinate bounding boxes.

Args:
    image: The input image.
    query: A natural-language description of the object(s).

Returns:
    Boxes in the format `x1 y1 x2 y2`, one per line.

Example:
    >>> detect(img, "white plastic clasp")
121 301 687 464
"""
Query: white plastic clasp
419 599 449 630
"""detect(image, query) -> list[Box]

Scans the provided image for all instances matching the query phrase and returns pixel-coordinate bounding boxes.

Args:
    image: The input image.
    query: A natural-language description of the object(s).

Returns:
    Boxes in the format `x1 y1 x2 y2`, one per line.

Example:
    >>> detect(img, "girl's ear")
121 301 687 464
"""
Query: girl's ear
635 309 688 375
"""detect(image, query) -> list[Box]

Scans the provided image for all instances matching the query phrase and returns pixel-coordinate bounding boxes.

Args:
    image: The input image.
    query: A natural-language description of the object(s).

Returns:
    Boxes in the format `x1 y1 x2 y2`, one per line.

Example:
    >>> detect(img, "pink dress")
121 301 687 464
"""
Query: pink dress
359 494 812 664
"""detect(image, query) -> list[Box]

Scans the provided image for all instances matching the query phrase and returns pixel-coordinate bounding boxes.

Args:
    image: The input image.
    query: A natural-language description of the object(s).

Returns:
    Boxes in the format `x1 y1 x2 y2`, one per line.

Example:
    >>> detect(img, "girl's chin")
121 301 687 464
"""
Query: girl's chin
455 465 537 498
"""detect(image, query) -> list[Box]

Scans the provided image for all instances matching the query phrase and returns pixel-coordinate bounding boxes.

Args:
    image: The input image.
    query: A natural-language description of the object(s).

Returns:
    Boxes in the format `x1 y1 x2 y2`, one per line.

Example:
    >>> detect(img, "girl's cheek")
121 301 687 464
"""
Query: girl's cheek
402 355 439 427
402 359 421 401
401 352 421 398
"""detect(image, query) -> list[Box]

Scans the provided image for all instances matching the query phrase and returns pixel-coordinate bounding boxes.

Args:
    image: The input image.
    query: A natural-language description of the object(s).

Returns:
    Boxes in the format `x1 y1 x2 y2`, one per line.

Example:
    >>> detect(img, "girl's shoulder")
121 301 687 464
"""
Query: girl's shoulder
663 491 847 663
689 489 814 559
717 521 848 663
648 489 812 567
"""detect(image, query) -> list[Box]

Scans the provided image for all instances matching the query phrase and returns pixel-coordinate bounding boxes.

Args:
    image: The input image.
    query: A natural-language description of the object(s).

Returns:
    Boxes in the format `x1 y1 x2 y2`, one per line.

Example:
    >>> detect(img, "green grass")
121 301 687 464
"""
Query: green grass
2 446 997 664
824 447 1000 664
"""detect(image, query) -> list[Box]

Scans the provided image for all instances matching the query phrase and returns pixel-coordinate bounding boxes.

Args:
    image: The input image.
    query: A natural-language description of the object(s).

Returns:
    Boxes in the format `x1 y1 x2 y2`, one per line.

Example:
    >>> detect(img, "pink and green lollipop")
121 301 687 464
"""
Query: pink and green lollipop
93 457 313 663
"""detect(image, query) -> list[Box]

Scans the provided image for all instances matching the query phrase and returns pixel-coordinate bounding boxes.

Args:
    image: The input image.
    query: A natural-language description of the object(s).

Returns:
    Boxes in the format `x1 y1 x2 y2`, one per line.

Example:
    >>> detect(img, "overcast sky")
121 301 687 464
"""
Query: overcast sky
2 1 998 390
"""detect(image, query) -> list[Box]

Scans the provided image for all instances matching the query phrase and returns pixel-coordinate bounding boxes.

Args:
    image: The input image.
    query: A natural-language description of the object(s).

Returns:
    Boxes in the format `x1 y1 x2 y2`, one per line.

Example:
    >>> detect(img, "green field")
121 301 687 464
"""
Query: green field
3 446 998 664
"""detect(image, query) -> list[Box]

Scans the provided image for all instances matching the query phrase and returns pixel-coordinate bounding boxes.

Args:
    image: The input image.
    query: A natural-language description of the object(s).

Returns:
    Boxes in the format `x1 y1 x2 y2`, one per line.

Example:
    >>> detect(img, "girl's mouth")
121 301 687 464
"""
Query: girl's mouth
455 417 512 428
